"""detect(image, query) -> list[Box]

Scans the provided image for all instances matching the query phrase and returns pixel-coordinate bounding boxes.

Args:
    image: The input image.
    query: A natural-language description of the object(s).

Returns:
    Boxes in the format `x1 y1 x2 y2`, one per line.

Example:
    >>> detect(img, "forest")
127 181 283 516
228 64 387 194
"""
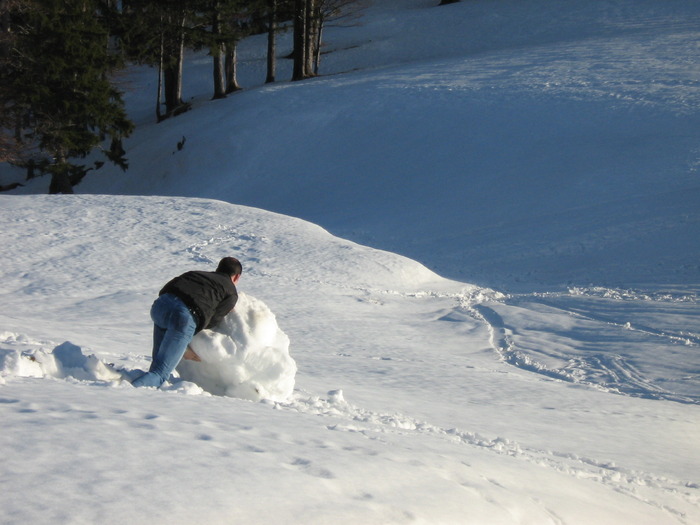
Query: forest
0 0 388 193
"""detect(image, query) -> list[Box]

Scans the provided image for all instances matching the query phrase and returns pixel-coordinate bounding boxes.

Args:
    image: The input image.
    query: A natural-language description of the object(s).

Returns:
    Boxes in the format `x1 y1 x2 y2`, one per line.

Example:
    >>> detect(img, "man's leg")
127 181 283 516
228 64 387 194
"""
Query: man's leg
132 295 197 388
147 304 196 380
149 294 170 361
152 324 165 360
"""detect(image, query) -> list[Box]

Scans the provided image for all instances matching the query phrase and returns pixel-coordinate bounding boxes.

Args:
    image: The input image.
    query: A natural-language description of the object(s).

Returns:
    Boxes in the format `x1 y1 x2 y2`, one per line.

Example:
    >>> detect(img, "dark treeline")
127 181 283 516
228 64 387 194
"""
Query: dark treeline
1 0 134 193
0 0 437 193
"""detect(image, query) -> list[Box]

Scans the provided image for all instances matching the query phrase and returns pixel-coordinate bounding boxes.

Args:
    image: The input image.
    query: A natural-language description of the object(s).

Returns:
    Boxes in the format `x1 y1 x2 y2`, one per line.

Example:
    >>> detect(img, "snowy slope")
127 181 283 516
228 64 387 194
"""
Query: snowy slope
7 0 695 290
1 0 700 523
1 195 698 524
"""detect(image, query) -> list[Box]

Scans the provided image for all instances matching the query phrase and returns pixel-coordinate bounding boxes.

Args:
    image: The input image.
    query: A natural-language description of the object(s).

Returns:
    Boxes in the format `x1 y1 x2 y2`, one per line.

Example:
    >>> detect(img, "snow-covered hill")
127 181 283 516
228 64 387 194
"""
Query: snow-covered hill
2 195 698 524
6 0 699 290
1 0 699 523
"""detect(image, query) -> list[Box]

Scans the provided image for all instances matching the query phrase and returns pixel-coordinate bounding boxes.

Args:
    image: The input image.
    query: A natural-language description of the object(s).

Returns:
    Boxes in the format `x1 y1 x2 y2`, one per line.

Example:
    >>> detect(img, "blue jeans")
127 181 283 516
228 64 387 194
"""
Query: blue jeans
131 294 197 388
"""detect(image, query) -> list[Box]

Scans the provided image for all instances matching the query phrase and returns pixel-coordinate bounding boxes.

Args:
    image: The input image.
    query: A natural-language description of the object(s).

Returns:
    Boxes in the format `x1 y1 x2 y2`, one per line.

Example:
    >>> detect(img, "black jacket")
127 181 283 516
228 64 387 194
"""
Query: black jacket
159 270 238 333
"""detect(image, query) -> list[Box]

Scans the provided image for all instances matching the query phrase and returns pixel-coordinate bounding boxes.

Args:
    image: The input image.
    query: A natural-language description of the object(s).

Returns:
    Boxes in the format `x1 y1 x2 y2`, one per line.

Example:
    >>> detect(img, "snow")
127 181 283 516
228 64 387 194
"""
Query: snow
0 341 123 383
1 0 699 523
179 292 297 401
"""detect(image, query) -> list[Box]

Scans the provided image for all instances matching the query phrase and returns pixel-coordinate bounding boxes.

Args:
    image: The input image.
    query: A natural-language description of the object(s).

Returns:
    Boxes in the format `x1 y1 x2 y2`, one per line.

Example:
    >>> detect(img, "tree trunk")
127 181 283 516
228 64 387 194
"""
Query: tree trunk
49 171 74 194
156 29 164 121
175 15 185 104
213 52 226 98
265 0 277 84
48 155 74 194
304 0 317 77
225 43 241 93
314 17 323 75
212 8 226 99
292 0 306 81
162 11 186 117
163 64 181 114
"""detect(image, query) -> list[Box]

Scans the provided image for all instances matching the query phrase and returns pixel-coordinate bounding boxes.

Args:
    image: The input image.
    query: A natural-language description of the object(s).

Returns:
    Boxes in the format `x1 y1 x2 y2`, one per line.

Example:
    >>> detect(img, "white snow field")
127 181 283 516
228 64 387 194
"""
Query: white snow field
1 0 699 523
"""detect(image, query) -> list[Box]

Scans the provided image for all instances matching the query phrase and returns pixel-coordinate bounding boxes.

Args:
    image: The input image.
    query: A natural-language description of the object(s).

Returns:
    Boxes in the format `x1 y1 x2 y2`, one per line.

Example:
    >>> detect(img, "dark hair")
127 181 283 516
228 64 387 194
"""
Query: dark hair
216 257 242 276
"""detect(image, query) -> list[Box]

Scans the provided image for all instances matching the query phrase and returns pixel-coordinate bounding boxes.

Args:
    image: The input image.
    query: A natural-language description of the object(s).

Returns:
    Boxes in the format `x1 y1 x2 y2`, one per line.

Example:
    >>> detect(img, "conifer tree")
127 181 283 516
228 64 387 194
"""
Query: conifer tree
3 0 133 193
0 0 26 164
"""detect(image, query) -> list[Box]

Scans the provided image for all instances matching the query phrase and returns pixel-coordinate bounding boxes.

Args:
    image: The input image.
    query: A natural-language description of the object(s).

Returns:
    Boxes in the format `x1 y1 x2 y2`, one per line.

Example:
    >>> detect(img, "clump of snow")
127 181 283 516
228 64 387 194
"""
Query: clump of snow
0 341 124 382
0 349 44 379
177 293 296 401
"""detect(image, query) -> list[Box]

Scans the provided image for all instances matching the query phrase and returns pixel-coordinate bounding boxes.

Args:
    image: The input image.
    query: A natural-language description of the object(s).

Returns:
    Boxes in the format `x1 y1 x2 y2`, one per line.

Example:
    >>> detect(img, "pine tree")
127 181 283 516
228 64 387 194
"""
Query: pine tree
0 0 26 164
3 0 133 193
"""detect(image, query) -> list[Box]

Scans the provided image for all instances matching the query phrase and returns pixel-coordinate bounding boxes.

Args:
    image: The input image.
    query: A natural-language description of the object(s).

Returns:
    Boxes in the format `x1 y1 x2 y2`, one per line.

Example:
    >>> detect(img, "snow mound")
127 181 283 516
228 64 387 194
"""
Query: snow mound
177 293 296 402
0 341 123 382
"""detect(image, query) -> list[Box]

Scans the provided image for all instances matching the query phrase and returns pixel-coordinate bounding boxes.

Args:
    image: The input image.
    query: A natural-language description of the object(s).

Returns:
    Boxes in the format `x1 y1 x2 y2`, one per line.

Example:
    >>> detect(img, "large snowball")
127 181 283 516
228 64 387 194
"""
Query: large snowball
177 293 296 402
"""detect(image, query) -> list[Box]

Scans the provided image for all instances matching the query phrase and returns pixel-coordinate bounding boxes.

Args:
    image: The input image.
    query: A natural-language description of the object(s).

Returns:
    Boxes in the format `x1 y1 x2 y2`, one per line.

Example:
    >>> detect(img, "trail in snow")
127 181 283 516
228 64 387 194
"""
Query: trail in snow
458 288 700 405
281 389 698 524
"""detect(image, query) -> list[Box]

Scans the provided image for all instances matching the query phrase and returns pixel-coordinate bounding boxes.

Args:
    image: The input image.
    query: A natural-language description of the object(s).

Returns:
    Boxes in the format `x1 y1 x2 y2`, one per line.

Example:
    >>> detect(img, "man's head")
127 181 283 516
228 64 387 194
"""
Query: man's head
217 257 243 284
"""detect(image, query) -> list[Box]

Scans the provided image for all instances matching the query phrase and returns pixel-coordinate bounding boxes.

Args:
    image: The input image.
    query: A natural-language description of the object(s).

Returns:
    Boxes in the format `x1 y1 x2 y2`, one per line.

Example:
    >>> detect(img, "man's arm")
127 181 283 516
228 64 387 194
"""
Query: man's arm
207 294 237 329
183 346 201 362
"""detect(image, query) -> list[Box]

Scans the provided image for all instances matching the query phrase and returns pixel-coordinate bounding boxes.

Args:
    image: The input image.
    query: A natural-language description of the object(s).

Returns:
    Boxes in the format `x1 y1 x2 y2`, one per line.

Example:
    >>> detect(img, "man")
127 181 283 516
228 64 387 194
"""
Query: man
132 257 242 388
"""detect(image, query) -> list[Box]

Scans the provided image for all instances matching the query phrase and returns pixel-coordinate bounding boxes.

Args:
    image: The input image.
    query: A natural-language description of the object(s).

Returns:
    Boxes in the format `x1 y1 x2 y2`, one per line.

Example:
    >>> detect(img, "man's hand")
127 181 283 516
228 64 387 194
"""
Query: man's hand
183 346 201 362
